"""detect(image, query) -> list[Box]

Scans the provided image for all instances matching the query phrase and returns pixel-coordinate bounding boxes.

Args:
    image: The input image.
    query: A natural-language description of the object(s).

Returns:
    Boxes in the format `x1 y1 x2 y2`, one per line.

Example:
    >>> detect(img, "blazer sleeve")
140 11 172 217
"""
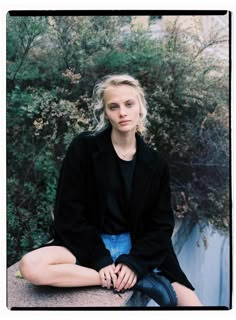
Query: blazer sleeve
53 134 113 271
115 160 175 279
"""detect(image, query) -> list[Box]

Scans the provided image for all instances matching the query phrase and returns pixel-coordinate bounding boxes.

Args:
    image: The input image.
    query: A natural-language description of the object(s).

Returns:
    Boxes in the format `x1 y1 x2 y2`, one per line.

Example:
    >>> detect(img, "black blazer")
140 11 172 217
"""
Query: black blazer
51 127 194 290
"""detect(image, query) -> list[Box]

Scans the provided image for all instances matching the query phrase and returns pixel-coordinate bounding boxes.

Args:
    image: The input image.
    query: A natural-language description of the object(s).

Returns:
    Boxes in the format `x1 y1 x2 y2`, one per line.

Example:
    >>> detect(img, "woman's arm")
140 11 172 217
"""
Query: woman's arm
115 160 174 279
53 134 113 271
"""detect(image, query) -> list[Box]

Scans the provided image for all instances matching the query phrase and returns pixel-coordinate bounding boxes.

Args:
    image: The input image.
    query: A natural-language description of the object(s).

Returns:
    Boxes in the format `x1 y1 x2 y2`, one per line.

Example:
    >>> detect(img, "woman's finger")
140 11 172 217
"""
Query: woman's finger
107 265 117 287
115 267 126 289
130 275 137 288
99 271 107 287
116 265 130 291
114 263 122 274
117 272 130 291
111 270 117 288
124 273 135 290
104 271 112 289
127 274 137 289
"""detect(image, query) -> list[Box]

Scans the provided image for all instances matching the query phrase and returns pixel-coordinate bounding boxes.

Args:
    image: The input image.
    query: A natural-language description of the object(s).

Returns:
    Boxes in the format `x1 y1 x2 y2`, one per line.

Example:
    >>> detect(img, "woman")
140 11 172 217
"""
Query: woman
19 74 202 306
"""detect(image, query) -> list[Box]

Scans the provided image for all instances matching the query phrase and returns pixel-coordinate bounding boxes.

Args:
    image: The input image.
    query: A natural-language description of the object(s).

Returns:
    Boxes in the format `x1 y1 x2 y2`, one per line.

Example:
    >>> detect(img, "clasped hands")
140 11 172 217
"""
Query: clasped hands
99 263 137 292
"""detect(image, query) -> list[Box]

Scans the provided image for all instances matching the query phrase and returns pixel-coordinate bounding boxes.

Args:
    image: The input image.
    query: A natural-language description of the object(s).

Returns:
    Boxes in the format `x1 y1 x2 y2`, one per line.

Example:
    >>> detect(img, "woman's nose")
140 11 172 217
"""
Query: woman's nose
119 106 127 117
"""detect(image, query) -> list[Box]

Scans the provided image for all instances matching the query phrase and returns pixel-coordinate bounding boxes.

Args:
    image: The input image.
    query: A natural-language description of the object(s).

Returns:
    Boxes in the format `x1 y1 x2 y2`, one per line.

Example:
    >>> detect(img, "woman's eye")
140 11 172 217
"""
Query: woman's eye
126 101 134 107
109 105 118 110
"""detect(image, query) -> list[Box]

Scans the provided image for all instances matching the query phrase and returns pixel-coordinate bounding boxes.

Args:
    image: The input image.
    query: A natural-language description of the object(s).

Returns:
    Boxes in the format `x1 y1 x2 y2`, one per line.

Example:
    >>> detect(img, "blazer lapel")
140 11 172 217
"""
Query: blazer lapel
92 127 113 226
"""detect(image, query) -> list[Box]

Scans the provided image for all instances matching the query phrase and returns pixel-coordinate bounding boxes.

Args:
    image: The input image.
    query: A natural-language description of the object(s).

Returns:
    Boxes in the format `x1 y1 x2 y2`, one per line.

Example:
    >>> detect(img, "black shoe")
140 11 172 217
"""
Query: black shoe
134 272 177 306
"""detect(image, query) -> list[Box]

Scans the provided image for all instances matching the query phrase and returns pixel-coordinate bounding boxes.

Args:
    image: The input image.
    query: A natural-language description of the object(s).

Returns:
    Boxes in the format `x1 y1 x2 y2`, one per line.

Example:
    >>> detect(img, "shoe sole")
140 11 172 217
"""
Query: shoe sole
150 272 177 306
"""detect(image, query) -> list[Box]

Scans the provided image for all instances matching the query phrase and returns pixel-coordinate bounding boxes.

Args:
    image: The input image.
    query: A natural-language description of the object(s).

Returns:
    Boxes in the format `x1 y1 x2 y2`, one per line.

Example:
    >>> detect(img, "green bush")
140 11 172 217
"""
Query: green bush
7 85 93 265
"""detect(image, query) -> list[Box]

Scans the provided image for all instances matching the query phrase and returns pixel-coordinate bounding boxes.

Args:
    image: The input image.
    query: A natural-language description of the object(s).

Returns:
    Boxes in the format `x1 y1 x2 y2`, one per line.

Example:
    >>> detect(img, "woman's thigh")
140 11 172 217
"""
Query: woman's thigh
20 245 76 269
172 282 202 306
19 246 80 286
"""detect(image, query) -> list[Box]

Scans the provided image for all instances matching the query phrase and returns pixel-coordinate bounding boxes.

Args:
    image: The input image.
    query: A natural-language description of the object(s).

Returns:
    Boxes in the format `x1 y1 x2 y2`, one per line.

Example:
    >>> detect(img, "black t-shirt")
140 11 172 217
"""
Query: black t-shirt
102 149 136 234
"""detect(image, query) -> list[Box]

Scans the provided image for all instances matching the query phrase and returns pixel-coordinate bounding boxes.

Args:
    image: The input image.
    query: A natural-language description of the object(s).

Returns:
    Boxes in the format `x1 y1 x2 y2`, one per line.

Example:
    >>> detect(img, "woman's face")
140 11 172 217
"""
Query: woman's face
104 84 141 134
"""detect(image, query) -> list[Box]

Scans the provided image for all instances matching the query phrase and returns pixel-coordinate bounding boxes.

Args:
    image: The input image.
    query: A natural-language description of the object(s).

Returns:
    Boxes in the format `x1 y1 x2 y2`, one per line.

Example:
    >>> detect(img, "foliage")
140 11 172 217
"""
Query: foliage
7 14 230 266
144 18 229 231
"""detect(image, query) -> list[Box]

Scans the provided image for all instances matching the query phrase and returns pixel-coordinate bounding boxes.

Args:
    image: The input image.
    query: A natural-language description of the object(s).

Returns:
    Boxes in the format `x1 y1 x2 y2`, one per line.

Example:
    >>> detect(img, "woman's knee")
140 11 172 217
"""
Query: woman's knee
19 251 47 285
172 282 202 306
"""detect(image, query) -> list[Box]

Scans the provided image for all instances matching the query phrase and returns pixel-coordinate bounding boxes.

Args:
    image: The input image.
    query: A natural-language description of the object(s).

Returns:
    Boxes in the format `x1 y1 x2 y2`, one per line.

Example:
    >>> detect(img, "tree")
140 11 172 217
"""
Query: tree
7 15 48 89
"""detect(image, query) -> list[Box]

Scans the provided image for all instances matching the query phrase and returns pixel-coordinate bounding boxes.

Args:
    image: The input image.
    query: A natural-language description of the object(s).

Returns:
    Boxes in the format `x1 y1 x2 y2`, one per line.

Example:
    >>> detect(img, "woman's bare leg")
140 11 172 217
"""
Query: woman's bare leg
19 246 102 287
172 282 203 306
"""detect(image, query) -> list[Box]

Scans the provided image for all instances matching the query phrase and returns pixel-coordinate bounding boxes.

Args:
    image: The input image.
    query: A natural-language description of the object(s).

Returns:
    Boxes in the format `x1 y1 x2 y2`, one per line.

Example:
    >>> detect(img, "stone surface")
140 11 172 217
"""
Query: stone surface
7 220 182 309
7 262 134 309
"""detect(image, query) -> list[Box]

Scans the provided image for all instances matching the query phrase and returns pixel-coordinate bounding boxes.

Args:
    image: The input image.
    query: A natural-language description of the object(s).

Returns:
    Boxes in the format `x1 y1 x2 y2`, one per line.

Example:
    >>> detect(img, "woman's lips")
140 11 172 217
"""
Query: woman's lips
119 120 131 125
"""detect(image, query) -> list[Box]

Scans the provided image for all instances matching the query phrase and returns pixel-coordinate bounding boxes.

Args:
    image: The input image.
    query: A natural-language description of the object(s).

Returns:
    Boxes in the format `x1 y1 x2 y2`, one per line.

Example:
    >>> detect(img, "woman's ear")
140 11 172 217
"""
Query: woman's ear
139 105 143 117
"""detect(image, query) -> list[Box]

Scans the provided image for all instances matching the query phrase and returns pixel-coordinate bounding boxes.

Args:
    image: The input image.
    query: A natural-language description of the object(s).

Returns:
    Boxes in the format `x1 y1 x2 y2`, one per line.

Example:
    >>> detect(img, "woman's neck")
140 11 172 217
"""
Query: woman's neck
111 128 136 150
111 128 137 161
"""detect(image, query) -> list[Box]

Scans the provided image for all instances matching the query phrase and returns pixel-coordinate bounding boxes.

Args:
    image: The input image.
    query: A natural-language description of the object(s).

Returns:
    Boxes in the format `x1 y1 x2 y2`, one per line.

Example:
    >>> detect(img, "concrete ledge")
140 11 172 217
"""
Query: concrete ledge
8 262 150 309
8 220 185 309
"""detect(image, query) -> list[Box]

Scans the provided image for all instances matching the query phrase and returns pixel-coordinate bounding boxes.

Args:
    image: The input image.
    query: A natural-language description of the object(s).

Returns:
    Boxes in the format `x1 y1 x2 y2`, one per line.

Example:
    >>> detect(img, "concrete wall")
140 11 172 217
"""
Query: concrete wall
148 219 230 307
176 222 230 307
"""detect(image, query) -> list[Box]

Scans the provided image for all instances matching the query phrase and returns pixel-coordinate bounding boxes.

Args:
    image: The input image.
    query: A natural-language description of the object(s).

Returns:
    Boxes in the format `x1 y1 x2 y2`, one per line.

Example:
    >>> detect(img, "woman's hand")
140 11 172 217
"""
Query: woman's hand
114 263 137 292
99 264 117 289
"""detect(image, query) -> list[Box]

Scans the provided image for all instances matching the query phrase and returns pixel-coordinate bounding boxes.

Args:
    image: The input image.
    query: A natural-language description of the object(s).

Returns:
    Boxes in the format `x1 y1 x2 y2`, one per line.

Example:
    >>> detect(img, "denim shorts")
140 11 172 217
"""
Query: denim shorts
76 232 160 273
101 232 132 262
101 233 160 273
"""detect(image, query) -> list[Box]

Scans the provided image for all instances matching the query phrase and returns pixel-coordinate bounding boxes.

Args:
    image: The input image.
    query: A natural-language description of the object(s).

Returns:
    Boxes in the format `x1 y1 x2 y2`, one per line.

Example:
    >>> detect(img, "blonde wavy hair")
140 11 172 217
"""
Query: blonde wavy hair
92 74 148 135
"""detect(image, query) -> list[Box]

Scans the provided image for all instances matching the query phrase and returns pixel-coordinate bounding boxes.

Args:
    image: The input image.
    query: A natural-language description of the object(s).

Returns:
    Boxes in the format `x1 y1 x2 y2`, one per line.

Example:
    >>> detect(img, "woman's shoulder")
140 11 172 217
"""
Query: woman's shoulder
70 130 98 144
69 128 109 151
141 136 168 162
143 141 170 172
64 131 97 160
